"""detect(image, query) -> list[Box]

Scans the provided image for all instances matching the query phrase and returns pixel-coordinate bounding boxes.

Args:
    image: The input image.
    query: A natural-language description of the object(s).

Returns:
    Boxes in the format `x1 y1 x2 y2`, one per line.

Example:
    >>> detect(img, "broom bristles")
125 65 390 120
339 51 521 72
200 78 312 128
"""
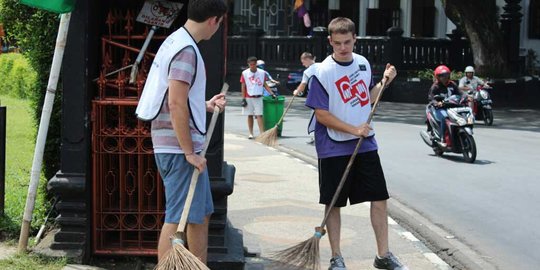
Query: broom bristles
270 236 321 270
154 242 210 270
256 125 279 146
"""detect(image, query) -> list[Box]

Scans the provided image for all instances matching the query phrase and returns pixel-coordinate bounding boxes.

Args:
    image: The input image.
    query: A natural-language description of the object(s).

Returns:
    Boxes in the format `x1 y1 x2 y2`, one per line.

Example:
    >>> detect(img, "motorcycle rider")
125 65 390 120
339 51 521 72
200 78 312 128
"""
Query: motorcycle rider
428 65 463 147
458 66 490 93
257 59 281 96
458 66 491 109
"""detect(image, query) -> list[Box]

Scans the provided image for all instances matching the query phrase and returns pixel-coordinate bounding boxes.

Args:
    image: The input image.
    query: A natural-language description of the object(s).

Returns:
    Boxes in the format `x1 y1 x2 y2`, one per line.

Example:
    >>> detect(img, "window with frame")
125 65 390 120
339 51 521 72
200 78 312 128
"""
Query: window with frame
530 0 540 39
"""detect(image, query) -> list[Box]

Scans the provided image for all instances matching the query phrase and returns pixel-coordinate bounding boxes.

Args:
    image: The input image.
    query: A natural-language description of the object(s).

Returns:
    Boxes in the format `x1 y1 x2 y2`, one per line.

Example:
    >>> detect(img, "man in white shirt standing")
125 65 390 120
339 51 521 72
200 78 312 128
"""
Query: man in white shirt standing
293 51 319 97
240 56 276 139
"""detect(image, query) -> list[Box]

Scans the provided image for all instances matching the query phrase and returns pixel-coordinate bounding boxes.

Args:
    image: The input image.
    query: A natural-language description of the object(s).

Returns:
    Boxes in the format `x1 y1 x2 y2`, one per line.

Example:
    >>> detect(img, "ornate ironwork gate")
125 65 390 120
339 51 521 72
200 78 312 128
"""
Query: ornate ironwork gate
91 5 180 255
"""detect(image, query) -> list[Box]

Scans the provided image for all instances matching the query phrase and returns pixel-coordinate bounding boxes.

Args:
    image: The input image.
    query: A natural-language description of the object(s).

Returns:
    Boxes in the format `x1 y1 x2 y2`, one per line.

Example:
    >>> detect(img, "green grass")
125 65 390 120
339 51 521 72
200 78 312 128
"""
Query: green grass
0 253 66 270
0 95 47 239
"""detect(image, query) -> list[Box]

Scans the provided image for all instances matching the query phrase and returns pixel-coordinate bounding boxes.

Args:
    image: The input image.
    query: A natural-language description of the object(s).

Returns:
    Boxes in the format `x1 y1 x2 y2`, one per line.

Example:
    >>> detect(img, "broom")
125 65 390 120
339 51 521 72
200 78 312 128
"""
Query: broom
155 83 229 270
271 76 390 270
256 94 297 146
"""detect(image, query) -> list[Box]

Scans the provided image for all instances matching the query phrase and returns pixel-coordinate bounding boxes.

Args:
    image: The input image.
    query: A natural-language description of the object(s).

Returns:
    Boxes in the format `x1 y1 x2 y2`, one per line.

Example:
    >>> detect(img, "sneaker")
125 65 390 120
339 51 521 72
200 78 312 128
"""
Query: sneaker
328 255 347 270
373 252 409 270
437 140 447 148
306 137 315 144
248 134 254 139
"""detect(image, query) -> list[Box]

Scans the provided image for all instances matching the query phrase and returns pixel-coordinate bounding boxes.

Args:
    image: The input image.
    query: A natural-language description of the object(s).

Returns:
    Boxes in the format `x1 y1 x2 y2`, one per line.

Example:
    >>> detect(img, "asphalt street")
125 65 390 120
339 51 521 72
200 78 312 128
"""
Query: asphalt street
224 92 540 270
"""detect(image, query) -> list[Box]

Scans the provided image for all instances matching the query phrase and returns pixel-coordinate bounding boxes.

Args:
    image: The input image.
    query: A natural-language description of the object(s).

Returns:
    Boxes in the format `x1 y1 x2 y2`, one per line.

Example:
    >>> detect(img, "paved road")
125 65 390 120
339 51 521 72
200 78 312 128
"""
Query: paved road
224 93 540 270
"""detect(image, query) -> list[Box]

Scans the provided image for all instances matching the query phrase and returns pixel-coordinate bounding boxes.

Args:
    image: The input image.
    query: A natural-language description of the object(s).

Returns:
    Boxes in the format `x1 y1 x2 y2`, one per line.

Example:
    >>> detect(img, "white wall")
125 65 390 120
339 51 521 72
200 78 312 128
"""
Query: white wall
519 0 540 61
401 0 412 37
359 0 368 36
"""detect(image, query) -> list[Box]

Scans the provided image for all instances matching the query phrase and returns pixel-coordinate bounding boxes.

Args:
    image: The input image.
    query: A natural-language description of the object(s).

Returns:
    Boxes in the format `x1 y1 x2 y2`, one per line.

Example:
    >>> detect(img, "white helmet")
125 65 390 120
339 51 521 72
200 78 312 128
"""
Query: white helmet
465 66 475 73
256 60 265 66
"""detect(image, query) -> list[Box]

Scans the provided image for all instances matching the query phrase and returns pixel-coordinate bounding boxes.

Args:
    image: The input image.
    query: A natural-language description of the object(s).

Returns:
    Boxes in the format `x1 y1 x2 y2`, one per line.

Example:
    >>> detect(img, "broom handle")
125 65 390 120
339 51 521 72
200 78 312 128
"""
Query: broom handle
274 94 296 127
129 25 158 84
176 83 229 233
319 77 389 228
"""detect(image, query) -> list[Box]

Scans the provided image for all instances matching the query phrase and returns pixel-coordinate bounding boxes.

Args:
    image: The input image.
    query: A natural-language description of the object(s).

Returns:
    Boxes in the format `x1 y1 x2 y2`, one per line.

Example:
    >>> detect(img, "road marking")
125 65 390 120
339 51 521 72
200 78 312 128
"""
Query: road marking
423 253 451 269
389 216 451 269
401 231 419 242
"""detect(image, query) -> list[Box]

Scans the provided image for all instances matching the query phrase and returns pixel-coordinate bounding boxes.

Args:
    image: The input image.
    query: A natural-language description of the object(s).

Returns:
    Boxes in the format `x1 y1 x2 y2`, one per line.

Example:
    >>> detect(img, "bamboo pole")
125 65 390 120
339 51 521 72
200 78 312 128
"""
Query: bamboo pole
18 13 71 253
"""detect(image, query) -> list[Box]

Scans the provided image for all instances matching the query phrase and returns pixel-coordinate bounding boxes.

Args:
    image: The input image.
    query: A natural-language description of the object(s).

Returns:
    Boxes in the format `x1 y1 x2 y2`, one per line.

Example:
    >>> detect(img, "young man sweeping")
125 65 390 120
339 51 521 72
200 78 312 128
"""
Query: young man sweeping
135 0 228 264
305 17 408 270
240 56 276 139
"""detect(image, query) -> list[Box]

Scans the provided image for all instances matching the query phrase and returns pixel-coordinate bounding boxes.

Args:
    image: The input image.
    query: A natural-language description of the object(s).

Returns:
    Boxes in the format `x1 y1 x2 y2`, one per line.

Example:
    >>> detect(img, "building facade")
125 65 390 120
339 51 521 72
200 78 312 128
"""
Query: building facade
228 0 539 61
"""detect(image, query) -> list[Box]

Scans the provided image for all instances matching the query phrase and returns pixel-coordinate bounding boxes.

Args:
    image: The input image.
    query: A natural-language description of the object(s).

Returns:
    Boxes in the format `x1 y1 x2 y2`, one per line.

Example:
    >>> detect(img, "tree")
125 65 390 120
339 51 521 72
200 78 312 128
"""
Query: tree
442 0 509 77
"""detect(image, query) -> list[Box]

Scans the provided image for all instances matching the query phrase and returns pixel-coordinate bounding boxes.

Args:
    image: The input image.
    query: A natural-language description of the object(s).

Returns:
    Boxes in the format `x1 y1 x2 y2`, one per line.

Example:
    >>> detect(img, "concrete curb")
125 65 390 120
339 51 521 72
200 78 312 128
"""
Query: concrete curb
388 199 498 270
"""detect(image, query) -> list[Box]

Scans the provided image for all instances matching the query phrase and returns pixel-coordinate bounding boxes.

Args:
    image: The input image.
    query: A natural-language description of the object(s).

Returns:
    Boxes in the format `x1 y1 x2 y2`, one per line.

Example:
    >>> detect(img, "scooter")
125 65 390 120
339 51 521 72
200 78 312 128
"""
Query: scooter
420 95 477 163
469 85 493 126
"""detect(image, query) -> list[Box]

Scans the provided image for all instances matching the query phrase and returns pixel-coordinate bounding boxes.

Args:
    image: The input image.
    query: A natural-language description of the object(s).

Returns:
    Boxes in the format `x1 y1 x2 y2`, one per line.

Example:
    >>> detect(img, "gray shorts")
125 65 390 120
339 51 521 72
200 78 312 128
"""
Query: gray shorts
242 97 263 116
155 153 214 224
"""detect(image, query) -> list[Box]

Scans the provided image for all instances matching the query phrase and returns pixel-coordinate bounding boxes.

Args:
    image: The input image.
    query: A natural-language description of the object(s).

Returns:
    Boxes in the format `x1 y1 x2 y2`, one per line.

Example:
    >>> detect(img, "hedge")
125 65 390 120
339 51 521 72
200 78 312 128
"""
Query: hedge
0 53 38 99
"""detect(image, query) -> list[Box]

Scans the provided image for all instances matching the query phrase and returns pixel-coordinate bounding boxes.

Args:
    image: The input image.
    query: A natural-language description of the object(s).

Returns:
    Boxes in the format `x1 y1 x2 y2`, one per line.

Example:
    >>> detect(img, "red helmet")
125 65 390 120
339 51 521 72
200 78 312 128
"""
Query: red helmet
434 65 451 77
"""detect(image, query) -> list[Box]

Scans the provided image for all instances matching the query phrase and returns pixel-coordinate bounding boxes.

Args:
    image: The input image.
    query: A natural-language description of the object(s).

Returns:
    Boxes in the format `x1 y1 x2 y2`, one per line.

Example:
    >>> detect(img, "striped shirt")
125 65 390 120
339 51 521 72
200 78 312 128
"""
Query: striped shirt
151 46 206 154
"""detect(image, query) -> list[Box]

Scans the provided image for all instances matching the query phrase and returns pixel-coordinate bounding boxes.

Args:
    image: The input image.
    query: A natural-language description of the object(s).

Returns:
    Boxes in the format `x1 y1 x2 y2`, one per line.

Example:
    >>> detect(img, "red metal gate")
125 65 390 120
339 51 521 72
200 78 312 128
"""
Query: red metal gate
91 6 180 255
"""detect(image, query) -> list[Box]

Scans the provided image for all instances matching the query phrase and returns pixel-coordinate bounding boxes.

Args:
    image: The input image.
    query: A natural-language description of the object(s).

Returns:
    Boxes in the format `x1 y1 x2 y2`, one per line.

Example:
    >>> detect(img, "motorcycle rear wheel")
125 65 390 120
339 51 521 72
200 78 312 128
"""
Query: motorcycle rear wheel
483 109 493 126
459 132 477 163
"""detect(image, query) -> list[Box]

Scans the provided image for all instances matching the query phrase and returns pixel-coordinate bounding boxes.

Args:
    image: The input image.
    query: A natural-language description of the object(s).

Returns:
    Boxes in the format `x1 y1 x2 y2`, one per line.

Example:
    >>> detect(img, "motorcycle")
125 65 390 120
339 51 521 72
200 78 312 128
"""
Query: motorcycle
420 95 477 163
265 79 280 96
469 85 493 126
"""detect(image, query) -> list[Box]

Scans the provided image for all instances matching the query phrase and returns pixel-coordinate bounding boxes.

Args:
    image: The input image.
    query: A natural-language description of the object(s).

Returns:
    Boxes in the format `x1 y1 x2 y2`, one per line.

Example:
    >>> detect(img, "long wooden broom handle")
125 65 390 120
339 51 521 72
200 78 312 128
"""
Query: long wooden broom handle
274 94 297 127
176 83 229 233
319 77 389 228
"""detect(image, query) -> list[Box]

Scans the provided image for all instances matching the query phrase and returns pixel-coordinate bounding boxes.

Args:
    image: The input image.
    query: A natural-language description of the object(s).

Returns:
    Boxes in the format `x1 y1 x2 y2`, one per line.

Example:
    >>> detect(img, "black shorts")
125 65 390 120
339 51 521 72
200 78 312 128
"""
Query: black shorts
319 150 389 207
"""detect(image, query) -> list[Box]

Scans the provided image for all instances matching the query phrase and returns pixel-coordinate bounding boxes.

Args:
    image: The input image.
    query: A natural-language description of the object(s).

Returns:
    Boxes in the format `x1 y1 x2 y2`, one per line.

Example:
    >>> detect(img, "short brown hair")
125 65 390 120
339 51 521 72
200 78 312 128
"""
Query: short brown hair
328 17 356 36
300 52 315 60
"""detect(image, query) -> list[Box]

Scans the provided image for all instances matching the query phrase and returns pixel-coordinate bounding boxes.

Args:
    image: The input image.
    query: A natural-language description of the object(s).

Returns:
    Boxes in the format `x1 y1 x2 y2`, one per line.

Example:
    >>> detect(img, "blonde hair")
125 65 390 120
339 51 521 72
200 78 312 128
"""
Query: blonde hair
328 17 356 36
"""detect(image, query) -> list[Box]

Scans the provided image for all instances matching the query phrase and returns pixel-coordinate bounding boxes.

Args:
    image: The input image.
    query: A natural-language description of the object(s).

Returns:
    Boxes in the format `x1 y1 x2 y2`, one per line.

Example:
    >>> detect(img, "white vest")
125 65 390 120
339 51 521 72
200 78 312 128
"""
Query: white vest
313 54 374 141
302 62 320 84
136 27 207 134
305 63 320 134
242 68 266 96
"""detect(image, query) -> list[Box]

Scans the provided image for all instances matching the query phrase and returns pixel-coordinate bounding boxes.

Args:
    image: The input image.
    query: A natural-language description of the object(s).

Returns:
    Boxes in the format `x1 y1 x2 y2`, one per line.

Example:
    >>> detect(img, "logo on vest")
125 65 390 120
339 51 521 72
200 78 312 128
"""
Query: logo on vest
335 76 369 107
248 75 263 87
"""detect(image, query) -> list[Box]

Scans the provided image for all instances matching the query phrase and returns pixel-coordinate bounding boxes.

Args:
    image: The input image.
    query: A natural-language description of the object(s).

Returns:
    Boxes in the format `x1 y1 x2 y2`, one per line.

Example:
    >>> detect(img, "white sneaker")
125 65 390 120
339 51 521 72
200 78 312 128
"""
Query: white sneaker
248 134 254 139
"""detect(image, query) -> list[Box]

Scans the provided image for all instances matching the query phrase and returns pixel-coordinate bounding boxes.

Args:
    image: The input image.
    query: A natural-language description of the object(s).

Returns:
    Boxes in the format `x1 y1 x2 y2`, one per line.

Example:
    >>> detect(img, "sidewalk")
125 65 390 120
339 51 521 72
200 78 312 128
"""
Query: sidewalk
224 133 450 270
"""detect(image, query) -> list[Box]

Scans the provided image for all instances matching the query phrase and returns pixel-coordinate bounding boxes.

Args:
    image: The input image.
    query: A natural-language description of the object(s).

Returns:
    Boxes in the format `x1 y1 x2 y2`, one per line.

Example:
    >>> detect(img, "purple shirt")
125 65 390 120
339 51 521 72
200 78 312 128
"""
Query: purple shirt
305 59 378 159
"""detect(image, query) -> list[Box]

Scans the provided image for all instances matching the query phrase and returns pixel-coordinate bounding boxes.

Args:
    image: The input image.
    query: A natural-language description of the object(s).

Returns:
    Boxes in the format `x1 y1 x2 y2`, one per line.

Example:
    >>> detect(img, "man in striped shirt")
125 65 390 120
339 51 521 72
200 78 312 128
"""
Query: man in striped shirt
138 0 228 264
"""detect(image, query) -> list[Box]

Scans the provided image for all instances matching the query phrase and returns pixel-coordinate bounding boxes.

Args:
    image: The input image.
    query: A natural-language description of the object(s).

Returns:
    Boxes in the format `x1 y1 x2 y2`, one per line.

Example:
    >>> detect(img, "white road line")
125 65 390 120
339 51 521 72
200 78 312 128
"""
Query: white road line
401 231 419 242
423 253 451 269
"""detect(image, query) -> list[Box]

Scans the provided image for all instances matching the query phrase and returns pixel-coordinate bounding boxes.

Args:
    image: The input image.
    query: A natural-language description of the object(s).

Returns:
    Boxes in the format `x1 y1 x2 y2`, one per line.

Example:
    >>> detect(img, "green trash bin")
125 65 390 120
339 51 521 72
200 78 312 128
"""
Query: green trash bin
20 0 76 13
263 95 285 136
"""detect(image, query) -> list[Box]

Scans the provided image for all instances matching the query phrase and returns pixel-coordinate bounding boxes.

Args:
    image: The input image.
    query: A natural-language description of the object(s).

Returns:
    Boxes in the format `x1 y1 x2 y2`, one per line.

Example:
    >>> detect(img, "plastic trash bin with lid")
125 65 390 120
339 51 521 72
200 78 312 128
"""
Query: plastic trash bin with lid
263 95 285 136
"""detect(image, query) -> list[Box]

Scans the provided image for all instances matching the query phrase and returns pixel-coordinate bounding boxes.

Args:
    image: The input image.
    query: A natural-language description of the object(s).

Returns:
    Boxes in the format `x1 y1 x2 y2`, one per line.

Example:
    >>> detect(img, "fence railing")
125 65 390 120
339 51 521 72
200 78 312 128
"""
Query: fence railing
227 28 472 75
401 37 451 70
